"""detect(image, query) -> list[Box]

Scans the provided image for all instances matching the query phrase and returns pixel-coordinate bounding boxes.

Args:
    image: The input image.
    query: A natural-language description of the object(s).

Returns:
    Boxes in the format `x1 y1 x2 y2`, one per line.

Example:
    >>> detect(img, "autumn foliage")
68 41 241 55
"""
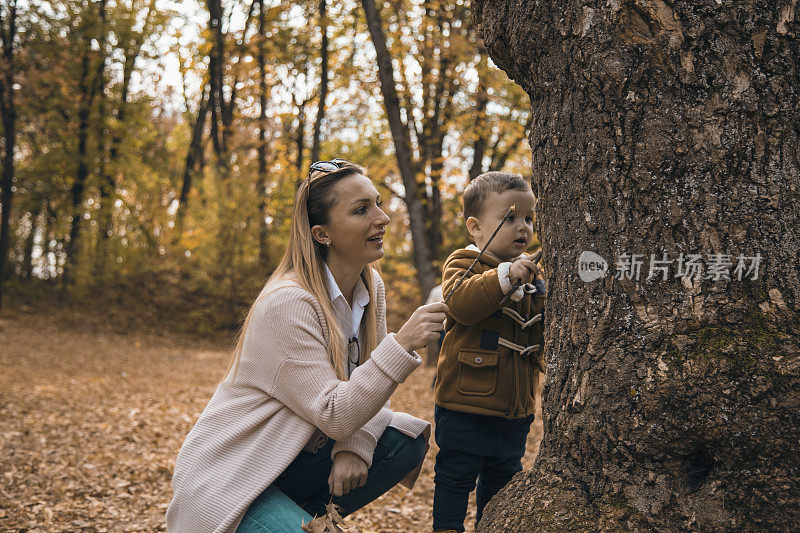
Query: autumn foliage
0 0 535 327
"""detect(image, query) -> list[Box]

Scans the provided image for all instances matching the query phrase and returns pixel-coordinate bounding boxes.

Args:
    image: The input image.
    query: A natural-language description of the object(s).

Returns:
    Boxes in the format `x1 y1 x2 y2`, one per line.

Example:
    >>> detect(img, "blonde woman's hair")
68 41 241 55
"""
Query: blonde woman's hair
225 162 379 382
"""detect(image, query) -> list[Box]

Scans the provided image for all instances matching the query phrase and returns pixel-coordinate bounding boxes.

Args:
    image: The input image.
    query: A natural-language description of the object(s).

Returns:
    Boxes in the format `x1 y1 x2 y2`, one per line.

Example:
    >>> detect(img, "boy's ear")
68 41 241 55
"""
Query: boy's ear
465 216 482 239
310 224 330 246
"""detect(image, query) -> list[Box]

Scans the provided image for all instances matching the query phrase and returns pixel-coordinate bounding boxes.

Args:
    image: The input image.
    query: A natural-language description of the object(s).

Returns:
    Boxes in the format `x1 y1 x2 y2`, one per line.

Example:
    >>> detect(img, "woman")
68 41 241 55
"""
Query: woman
166 160 448 532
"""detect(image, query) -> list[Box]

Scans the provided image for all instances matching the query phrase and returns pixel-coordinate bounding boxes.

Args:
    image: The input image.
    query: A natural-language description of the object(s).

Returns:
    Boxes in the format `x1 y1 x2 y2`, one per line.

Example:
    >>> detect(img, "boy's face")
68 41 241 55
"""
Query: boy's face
467 188 536 262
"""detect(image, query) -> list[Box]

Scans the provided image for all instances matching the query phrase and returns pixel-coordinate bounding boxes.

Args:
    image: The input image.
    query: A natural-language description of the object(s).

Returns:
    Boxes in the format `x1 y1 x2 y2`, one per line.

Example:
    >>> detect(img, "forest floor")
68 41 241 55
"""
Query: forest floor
0 306 543 532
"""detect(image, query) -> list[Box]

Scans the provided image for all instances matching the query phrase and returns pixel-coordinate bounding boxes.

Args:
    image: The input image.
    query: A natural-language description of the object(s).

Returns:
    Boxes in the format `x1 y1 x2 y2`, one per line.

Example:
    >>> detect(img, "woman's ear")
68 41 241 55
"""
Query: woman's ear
311 224 331 246
466 216 482 240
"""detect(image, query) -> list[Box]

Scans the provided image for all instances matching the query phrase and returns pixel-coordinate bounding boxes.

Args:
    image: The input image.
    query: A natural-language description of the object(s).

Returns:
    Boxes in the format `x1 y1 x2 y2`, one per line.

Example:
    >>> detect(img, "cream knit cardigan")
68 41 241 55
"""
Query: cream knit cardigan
166 271 428 532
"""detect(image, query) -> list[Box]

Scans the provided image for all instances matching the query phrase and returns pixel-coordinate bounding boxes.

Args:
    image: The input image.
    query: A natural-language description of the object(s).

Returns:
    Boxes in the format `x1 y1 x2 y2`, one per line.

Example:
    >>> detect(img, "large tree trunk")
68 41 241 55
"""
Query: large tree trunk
0 0 18 312
474 1 799 531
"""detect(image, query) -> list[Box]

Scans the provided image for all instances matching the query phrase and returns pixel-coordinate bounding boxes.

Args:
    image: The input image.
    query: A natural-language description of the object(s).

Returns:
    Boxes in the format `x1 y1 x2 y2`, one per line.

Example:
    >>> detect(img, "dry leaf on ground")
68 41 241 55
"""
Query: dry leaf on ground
302 502 348 532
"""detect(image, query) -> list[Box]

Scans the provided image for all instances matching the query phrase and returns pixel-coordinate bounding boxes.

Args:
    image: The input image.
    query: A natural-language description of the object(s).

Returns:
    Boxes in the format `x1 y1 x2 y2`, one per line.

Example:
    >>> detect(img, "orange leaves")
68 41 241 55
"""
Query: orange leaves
302 502 348 533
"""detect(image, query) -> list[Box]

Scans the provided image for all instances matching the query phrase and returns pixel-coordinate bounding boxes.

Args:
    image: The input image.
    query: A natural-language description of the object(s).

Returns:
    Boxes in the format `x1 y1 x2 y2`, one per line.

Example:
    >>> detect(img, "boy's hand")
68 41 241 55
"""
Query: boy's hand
508 258 539 285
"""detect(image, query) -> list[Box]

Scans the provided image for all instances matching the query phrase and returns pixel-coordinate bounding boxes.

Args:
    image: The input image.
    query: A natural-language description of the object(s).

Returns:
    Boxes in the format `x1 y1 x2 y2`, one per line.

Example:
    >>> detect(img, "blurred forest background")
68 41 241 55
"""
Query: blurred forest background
0 0 536 334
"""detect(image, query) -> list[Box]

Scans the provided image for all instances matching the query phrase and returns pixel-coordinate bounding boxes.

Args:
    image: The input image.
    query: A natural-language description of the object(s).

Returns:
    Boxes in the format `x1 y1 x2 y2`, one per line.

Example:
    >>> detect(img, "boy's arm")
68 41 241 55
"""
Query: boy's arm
443 258 509 326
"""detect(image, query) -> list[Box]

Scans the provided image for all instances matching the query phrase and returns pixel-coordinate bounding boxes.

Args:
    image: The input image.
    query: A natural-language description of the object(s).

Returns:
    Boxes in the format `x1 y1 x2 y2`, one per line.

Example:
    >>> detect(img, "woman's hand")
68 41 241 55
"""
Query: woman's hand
328 451 368 497
395 301 448 353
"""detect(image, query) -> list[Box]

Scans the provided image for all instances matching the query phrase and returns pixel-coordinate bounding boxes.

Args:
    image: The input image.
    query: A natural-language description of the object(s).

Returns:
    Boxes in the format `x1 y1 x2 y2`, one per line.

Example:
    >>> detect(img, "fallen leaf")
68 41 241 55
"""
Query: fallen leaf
301 503 348 532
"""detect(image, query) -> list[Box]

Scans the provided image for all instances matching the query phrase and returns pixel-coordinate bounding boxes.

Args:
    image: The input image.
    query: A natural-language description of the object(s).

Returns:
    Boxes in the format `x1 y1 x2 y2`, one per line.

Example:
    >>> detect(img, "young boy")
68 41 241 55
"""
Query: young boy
432 172 546 533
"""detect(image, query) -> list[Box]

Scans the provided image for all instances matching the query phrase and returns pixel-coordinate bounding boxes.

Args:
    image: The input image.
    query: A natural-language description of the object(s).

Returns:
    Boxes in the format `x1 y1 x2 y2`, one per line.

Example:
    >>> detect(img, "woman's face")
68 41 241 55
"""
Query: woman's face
315 173 390 269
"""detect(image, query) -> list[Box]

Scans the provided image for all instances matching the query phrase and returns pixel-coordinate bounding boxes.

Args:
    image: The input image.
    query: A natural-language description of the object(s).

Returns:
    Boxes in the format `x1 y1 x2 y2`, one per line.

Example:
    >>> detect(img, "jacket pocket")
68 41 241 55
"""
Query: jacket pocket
456 349 499 396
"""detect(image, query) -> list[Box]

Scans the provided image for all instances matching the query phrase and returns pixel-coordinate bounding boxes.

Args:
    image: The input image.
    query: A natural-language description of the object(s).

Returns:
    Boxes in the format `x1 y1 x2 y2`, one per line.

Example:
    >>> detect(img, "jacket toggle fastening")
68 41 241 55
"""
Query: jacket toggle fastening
501 307 543 330
497 337 540 358
489 308 543 358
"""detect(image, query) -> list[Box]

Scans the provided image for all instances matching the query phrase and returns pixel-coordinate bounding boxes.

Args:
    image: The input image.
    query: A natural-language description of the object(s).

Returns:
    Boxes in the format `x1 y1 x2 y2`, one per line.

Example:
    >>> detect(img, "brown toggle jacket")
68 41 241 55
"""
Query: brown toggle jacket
434 247 546 419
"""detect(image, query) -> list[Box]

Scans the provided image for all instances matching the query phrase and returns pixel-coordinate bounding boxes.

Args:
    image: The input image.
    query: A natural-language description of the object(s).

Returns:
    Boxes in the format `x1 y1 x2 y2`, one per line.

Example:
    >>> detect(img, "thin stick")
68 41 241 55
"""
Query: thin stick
443 204 516 304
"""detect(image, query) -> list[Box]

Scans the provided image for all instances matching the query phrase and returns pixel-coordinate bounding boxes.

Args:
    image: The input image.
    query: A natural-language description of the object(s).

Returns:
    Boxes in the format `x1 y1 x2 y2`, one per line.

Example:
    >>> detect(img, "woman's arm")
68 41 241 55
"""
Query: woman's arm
240 286 421 441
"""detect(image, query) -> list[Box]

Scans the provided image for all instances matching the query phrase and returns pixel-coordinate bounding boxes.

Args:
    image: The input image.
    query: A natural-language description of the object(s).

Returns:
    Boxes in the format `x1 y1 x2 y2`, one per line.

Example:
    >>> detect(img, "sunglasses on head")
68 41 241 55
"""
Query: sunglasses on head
308 158 353 178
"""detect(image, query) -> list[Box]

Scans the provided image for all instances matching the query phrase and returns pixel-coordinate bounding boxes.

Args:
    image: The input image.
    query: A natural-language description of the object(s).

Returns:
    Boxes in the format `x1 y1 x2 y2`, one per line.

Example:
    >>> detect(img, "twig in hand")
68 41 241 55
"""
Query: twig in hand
497 248 543 306
443 204 516 305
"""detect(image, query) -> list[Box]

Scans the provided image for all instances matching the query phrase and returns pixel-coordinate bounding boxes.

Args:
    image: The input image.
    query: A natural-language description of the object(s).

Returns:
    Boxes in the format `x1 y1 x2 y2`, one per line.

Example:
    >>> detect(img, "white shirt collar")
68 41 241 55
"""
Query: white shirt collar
323 263 370 311
466 243 480 252
324 262 345 303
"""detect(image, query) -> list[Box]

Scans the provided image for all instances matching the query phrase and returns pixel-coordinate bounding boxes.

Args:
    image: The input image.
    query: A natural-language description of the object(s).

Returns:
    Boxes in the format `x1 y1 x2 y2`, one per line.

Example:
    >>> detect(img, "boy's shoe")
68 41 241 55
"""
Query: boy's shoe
432 530 459 533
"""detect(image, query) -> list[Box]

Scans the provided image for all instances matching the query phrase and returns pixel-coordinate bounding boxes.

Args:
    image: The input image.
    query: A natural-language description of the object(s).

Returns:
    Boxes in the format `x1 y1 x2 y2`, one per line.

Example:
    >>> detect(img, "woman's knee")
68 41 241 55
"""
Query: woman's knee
376 428 426 468
409 433 427 465
396 432 427 471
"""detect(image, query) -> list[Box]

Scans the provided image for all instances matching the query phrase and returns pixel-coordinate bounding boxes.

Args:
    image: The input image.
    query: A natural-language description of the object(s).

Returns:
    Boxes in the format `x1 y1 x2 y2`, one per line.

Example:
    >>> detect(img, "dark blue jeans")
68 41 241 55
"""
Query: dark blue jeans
237 427 427 532
433 405 533 532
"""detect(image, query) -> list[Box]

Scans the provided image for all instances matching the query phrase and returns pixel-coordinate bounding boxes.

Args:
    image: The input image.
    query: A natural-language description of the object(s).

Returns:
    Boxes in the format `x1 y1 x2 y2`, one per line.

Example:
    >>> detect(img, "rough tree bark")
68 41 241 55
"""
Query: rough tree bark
474 0 799 531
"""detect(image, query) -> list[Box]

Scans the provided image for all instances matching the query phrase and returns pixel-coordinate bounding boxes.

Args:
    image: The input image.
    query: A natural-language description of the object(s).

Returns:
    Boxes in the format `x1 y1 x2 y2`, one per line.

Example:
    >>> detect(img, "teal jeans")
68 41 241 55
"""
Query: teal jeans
237 427 427 532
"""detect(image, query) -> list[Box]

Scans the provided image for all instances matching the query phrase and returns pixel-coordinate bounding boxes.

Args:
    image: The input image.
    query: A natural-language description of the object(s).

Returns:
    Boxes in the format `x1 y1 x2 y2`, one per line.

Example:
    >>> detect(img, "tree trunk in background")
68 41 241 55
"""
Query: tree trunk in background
22 201 41 279
256 0 270 269
420 10 454 268
177 85 210 223
310 0 328 164
474 0 799 531
0 0 18 312
468 52 489 181
97 0 155 274
488 114 531 173
207 0 227 164
63 49 92 287
295 89 307 186
63 0 108 287
362 0 436 298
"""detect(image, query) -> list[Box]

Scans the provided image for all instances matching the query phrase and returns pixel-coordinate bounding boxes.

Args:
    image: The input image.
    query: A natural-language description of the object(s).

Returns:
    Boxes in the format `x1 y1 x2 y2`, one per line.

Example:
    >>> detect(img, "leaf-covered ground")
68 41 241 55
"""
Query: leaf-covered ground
0 311 542 532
